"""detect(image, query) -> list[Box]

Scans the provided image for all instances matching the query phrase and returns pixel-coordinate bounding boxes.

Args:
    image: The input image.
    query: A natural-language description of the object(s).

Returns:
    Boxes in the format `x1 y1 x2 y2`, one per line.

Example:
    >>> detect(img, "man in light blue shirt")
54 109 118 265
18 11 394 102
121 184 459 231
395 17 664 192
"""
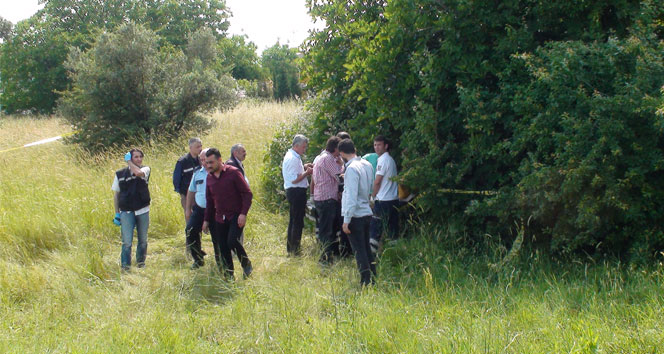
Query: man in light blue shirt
339 139 376 286
185 149 209 269
282 134 313 255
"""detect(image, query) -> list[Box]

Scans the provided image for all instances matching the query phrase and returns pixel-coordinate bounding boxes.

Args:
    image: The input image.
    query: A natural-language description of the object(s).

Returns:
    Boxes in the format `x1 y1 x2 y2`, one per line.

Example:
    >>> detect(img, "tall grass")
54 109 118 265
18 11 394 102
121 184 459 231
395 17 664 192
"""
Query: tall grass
0 101 663 353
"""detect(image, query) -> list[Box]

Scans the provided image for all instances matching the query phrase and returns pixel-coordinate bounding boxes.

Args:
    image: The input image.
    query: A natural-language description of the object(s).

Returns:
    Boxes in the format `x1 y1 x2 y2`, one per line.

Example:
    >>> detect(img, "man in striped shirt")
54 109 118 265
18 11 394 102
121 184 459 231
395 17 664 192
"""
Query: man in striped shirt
312 136 344 264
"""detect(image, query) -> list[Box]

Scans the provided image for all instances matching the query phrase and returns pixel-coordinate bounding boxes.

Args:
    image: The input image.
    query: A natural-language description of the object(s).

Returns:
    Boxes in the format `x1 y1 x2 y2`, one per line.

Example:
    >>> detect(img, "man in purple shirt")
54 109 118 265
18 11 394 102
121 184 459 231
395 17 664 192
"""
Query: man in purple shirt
202 148 253 279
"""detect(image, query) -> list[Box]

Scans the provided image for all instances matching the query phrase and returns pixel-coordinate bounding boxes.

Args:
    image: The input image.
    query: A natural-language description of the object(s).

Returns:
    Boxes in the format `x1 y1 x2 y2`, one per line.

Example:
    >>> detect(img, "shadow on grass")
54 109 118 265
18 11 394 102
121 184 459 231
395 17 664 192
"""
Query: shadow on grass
186 266 239 305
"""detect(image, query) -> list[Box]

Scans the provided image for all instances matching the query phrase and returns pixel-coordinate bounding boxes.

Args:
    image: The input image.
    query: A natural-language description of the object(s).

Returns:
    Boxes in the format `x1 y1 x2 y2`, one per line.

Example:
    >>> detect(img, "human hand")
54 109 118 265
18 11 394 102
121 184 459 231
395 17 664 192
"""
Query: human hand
202 221 209 234
342 223 350 235
237 214 246 228
185 209 192 223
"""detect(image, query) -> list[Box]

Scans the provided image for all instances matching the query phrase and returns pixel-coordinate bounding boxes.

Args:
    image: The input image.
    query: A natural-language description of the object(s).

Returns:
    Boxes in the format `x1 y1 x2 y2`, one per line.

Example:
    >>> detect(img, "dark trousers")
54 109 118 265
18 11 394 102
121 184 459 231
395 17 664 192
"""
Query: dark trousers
370 199 400 254
185 204 206 265
348 215 376 286
286 187 307 255
211 216 251 278
337 202 352 258
315 199 340 263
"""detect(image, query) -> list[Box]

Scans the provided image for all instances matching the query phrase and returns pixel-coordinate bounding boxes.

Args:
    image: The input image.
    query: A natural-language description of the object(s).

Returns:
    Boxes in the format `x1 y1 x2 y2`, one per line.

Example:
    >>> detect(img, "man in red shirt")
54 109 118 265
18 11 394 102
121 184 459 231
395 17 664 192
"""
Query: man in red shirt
312 136 344 264
202 148 253 279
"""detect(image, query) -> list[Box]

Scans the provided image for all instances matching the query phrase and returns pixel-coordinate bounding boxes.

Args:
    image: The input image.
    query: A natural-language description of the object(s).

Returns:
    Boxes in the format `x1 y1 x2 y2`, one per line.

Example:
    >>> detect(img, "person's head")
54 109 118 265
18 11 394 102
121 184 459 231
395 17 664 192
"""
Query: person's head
292 134 309 155
198 148 209 167
205 148 223 173
325 136 341 157
129 148 144 166
231 144 246 162
336 131 351 140
373 135 390 155
338 139 356 162
189 137 202 157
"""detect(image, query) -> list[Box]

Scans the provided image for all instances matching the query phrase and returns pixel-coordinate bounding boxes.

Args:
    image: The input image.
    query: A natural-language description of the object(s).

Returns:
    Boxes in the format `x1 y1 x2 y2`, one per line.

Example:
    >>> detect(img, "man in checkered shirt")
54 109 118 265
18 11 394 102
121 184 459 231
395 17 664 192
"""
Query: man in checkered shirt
312 136 344 264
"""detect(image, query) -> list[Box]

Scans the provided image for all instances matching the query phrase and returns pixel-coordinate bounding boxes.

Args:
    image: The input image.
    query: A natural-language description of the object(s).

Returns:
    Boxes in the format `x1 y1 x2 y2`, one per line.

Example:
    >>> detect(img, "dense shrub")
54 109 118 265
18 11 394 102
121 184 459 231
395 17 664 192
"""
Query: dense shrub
303 0 664 260
58 24 237 151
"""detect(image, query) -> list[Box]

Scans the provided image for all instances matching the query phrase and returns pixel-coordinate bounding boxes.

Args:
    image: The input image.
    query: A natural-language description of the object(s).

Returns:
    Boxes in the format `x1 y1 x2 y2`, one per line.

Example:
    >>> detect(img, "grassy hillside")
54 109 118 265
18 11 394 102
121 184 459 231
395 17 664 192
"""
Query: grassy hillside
0 101 663 353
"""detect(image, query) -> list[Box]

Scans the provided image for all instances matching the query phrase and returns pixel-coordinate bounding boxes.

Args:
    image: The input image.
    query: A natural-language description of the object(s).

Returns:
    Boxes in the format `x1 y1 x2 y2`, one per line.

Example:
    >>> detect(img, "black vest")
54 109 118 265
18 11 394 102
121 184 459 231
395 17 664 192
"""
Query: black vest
116 167 151 211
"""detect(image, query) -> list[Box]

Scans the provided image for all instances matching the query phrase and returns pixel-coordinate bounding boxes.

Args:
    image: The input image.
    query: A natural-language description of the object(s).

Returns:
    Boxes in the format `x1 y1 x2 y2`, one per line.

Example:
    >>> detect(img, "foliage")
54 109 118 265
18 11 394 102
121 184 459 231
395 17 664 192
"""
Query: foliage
237 79 273 99
0 0 230 114
57 24 236 151
262 42 302 101
218 35 265 81
303 0 664 260
0 16 11 41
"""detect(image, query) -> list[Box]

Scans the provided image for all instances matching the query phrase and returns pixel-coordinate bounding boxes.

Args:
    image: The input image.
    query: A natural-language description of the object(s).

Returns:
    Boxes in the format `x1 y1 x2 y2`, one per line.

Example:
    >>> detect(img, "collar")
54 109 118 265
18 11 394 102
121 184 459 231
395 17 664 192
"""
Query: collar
344 156 361 168
289 148 301 159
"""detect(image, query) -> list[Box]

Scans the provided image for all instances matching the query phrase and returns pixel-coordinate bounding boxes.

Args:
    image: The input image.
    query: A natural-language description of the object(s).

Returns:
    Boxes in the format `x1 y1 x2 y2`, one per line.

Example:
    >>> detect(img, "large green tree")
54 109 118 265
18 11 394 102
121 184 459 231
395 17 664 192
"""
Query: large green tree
218 35 264 81
262 43 302 100
303 0 664 259
58 24 236 151
0 0 230 114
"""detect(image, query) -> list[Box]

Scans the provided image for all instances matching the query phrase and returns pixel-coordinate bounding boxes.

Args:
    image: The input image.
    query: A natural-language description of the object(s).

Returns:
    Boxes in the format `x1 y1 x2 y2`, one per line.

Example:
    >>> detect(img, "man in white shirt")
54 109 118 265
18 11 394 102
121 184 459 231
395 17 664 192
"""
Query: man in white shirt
339 139 376 286
370 135 399 255
112 148 151 271
282 134 313 256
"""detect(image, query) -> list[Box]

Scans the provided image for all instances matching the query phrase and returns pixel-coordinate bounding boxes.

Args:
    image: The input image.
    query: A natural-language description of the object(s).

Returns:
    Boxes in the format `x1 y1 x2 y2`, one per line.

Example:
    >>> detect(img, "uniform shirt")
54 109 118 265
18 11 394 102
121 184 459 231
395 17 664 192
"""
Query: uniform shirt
204 166 253 224
112 166 151 215
375 152 398 201
341 157 374 223
313 152 343 201
282 148 308 189
188 166 207 208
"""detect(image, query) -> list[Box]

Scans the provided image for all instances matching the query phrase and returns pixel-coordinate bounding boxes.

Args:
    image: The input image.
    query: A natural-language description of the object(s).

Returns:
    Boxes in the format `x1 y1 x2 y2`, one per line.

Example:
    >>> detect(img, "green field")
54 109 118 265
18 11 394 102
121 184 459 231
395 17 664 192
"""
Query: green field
1 101 663 353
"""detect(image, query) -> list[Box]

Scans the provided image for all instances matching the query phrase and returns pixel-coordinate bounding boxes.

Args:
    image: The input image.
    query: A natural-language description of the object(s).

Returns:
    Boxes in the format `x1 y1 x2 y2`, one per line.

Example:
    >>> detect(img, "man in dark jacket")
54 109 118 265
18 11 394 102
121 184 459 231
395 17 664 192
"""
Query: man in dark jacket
173 138 203 219
112 149 151 271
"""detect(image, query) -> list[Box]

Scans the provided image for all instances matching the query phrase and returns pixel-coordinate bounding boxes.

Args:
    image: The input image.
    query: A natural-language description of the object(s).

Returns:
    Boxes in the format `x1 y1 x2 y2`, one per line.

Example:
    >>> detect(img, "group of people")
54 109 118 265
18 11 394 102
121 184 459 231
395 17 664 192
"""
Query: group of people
112 132 400 286
282 133 399 286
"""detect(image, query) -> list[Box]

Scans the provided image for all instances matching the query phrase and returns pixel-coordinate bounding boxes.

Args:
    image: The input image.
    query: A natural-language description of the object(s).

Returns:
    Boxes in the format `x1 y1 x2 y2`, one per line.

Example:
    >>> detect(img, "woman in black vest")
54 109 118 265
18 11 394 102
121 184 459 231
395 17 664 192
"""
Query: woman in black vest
112 149 151 270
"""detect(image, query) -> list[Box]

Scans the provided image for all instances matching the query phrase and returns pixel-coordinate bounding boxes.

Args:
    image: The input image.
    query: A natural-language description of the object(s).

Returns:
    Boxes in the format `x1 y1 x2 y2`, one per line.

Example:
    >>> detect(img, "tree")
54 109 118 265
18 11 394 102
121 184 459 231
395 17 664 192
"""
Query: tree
0 0 231 114
218 35 265 81
262 43 301 100
0 16 11 41
58 24 236 151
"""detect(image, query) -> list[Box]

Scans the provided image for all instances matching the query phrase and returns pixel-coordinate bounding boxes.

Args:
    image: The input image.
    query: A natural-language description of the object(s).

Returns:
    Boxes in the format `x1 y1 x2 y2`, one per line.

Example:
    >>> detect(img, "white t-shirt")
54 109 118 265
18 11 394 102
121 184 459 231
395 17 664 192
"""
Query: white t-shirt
111 166 151 215
375 152 398 201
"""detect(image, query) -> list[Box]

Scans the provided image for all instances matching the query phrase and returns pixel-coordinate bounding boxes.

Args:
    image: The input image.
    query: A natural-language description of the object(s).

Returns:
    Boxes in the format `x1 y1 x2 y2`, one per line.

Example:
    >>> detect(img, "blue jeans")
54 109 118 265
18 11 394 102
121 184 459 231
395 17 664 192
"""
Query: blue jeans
120 211 149 268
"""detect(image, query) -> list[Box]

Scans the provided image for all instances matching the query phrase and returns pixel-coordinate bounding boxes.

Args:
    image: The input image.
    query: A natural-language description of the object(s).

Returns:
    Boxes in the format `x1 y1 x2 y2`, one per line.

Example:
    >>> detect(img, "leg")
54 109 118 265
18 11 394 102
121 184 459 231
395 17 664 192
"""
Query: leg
386 200 400 239
348 216 373 286
120 211 137 269
216 221 234 278
286 188 296 254
286 188 306 255
315 199 337 264
369 201 387 256
135 212 149 267
228 216 252 277
186 206 205 266
210 221 224 270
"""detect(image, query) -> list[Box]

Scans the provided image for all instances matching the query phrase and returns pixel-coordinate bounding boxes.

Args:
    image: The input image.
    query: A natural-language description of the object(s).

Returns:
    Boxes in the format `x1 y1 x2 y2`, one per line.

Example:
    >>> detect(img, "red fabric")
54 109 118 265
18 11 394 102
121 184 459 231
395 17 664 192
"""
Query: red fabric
204 165 252 223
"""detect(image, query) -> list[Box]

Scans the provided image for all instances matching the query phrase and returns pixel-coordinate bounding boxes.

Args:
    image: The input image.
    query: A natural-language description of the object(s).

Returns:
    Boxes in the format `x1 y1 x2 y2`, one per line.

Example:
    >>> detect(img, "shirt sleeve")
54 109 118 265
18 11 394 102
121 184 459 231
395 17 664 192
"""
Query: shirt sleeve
342 166 359 224
235 170 253 215
141 166 150 182
173 159 182 192
204 179 215 223
375 156 386 176
188 173 197 193
111 175 120 192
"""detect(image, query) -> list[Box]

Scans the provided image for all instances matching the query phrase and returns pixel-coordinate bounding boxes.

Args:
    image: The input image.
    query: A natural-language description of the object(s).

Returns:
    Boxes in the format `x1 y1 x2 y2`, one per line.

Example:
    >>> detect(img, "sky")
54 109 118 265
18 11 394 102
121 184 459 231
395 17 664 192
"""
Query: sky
0 0 324 53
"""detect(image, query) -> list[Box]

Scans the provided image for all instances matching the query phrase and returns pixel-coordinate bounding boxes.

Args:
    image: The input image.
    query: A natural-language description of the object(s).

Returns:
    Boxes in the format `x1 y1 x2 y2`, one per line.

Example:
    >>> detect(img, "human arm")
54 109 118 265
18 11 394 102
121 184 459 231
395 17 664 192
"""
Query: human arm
341 166 359 225
127 160 145 177
283 154 311 184
371 175 384 199
185 191 195 222
113 191 120 214
172 160 182 192
203 180 215 232
236 170 253 227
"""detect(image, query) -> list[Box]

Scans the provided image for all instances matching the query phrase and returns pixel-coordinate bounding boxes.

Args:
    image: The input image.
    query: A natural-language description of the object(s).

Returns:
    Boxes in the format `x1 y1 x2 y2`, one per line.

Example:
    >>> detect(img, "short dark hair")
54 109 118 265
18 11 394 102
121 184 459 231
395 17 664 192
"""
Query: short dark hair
206 148 221 159
129 148 144 158
338 139 356 154
325 136 341 153
374 135 390 150
336 131 351 140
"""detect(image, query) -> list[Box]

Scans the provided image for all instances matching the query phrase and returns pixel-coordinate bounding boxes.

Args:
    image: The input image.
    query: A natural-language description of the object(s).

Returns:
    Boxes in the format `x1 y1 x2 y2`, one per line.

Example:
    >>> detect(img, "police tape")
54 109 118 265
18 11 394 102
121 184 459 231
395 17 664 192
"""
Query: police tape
0 131 78 154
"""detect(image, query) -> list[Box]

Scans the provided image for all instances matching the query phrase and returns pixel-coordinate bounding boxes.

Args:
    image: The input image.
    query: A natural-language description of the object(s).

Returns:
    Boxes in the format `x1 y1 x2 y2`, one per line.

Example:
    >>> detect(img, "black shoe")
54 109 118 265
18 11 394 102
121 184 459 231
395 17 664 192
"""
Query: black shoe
243 264 253 279
191 262 204 270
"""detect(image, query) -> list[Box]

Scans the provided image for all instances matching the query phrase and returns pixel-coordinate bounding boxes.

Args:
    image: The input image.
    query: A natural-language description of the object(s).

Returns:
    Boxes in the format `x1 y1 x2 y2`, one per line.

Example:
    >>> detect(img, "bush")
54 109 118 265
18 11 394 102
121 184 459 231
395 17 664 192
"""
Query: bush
58 24 237 151
303 0 664 260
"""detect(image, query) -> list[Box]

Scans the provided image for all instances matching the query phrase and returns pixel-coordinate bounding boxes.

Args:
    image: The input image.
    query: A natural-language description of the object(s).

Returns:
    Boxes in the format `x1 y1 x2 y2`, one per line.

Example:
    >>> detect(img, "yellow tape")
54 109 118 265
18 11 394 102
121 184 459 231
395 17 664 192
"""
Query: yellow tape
0 130 78 154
